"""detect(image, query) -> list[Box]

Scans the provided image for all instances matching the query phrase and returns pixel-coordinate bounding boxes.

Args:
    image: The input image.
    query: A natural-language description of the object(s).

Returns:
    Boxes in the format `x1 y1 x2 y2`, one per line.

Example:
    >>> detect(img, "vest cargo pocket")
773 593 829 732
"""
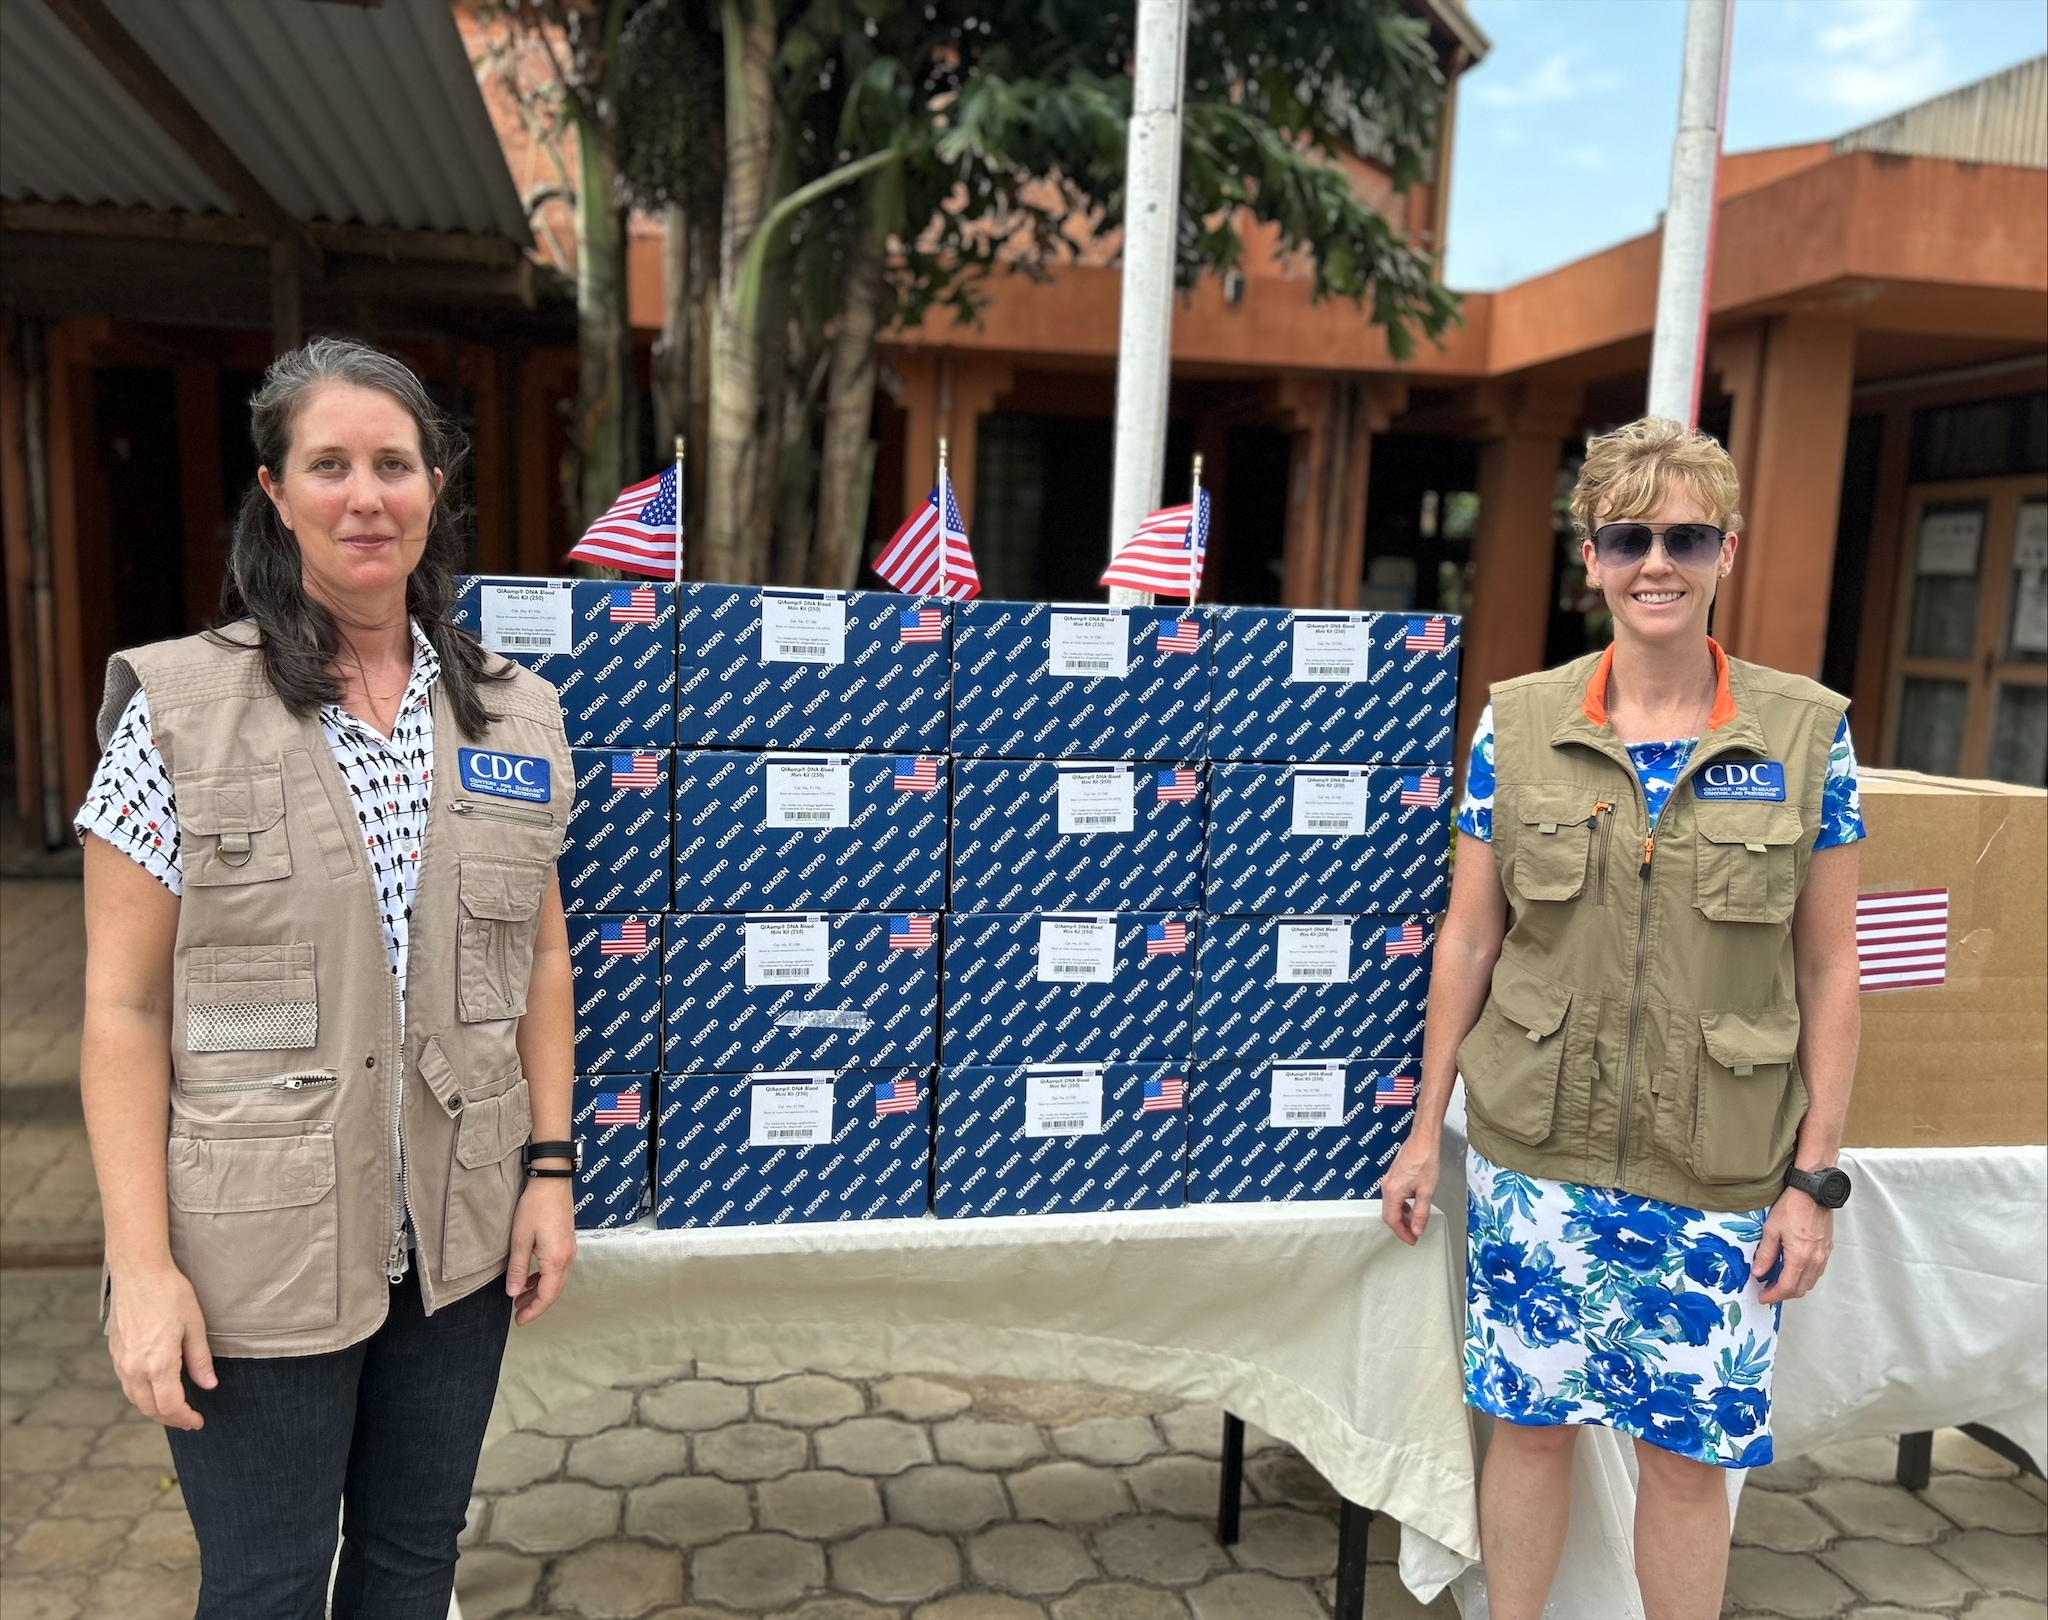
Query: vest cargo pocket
1690 1007 1805 1185
457 858 550 1022
1509 788 1602 903
1459 972 1574 1145
1693 802 1803 924
179 765 292 886
182 944 317 1055
443 1076 532 1279
166 1129 338 1335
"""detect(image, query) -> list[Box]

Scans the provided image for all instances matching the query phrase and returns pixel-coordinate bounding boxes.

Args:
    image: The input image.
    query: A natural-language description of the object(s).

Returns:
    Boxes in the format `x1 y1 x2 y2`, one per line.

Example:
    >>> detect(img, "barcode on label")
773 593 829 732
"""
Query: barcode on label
1305 818 1351 831
498 633 556 648
1064 658 1111 671
776 642 828 658
762 968 810 979
1040 1116 1087 1131
786 810 831 823
766 1128 816 1140
1070 815 1119 827
1283 1108 1331 1121
1047 961 1095 977
1306 663 1348 676
1285 967 1335 980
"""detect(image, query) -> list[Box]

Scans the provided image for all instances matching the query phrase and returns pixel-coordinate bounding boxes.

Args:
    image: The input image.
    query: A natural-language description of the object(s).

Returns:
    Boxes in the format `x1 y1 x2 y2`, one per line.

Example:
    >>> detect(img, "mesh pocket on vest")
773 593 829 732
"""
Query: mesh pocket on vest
186 1000 317 1053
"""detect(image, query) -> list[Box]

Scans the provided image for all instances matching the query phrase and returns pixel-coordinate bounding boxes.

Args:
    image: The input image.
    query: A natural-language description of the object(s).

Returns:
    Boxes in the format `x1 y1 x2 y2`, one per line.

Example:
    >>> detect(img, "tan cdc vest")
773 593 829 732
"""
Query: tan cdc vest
1458 645 1849 1212
99 624 571 1357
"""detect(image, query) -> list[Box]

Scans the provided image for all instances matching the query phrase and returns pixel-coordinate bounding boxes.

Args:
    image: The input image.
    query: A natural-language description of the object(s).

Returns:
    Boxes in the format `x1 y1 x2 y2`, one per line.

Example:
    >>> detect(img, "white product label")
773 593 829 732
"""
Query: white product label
1057 766 1135 835
1048 611 1129 679
774 1009 870 1031
1290 770 1369 837
748 1077 836 1146
1036 916 1118 984
1274 919 1352 984
761 592 847 665
1917 509 1983 577
479 581 576 655
1024 1067 1106 1138
1290 615 1372 682
763 758 852 829
744 918 830 987
1268 1061 1347 1130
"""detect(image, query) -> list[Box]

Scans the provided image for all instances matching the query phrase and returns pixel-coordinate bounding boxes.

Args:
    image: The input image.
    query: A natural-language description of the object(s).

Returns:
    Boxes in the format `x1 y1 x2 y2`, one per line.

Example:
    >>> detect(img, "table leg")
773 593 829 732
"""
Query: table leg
1896 1431 1934 1491
1218 1412 1245 1545
1335 1497 1374 1620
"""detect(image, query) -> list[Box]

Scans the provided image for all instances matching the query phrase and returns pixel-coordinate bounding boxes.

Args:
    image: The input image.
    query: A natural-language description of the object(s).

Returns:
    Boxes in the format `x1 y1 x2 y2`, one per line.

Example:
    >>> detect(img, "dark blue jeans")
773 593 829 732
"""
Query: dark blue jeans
166 1273 511 1620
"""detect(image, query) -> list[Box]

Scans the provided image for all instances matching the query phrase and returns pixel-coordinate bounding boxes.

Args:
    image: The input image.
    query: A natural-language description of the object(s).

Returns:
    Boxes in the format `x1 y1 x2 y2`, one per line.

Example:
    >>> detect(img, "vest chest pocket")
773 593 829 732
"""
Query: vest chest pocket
182 944 317 1070
1693 802 1803 924
1690 1007 1805 1185
1508 788 1604 903
443 1074 531 1279
1459 971 1575 1146
180 766 291 886
167 1129 338 1334
457 858 550 1022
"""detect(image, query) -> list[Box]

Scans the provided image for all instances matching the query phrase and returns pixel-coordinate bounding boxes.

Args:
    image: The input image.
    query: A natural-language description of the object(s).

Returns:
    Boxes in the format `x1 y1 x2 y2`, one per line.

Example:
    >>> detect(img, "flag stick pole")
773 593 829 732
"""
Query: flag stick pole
1188 451 1204 603
937 437 950 598
673 436 687 586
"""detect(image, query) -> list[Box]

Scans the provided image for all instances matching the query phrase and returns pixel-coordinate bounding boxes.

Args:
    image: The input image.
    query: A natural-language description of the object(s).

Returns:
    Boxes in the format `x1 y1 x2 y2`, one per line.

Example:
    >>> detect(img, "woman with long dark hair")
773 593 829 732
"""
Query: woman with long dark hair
76 338 579 1616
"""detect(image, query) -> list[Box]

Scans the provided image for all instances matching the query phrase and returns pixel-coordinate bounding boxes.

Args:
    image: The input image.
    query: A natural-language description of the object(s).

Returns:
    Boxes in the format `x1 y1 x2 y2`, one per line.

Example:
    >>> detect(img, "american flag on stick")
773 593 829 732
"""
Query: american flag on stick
566 441 687 580
1856 889 1949 992
1101 484 1212 600
874 448 978 599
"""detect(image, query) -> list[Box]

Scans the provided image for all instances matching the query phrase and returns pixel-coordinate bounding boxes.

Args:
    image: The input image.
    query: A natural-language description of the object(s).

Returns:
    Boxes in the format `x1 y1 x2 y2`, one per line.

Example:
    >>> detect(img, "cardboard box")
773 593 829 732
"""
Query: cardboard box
452 577 676 747
674 584 950 751
660 912 939 1075
1187 1058 1416 1203
941 911 1197 1067
573 1076 652 1229
1205 764 1450 915
671 750 947 912
1843 769 2046 1148
1209 607 1459 764
567 914 664 1074
950 600 1209 759
951 759 1204 913
1195 915 1432 1061
654 1068 931 1227
933 1062 1187 1217
562 749 672 912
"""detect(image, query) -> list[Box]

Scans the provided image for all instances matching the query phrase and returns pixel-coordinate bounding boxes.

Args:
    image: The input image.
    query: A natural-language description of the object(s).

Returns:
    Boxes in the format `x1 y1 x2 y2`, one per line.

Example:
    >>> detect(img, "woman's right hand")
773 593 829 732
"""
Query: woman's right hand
1380 1133 1441 1246
108 1266 217 1430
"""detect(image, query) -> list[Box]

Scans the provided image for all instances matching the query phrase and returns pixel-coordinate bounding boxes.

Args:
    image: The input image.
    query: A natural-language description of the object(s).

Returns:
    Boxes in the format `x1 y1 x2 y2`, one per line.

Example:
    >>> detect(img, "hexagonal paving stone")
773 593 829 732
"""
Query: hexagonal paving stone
1091 1514 1230 1585
1808 1438 1908 1484
1128 1455 1225 1519
568 1427 693 1488
43 1468 164 1521
83 1565 200 1620
757 1375 866 1427
1933 1431 2023 1479
622 1476 754 1546
1723 1546 1858 1619
1154 1405 1228 1461
814 1418 934 1477
488 1481 621 1554
1935 1529 2048 1600
1183 1572 1325 1620
935 1419 1048 1471
1010 1462 1132 1526
1051 1417 1163 1467
549 1541 684 1619
690 1532 826 1611
640 1379 751 1433
1734 1486 1836 1553
1959 1598 2048 1620
1243 1452 1338 1513
1810 1479 1952 1544
473 1431 566 1493
1749 1454 1827 1493
1228 1507 1337 1579
969 1523 1100 1596
831 1525 963 1603
455 1549 543 1620
1920 1475 2048 1535
1053 1584 1190 1620
875 1375 974 1422
1820 1539 1977 1610
885 1464 1012 1533
758 1470 885 1539
914 1597 1047 1620
530 1389 637 1437
7 1517 139 1577
695 1422 810 1482
773 1600 899 1620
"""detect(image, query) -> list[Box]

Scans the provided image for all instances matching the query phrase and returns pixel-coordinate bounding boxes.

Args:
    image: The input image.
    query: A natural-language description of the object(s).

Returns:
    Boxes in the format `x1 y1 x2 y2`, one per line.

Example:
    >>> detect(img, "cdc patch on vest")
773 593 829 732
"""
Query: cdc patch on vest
949 601 1210 759
1194 915 1432 1062
563 749 673 912
1693 760 1788 801
654 1069 931 1227
573 1077 652 1230
566 915 663 1074
933 1062 1186 1218
1187 1059 1417 1204
674 584 950 752
454 577 677 747
1204 764 1450 915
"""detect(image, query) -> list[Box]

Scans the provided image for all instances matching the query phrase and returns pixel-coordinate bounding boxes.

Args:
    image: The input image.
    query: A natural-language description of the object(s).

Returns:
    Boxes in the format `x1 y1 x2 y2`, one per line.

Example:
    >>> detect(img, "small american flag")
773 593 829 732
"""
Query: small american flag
1156 767 1198 802
1399 773 1444 808
1157 618 1201 655
874 464 978 599
898 606 944 644
565 465 683 578
1405 616 1448 652
611 753 660 790
889 915 936 951
1102 488 1211 599
595 1088 643 1126
1383 921 1426 958
1856 888 1949 992
1146 921 1189 956
609 584 658 624
893 758 941 793
600 918 650 955
1374 1074 1417 1108
875 1075 920 1115
1142 1075 1185 1112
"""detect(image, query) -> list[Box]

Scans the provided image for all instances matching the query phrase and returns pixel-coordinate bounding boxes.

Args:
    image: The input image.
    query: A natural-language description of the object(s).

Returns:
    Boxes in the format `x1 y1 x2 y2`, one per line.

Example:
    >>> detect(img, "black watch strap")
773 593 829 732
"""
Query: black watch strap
523 1139 581 1172
1786 1165 1851 1208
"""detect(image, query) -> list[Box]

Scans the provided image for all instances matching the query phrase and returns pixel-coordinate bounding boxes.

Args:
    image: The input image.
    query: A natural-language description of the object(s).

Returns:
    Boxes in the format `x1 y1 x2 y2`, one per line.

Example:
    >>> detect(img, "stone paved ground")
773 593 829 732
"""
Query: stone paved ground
0 878 98 1267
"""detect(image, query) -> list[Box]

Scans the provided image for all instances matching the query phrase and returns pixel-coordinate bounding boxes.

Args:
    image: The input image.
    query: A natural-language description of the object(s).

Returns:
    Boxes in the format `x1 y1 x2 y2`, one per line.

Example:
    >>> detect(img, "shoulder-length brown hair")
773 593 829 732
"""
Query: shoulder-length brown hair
214 337 510 739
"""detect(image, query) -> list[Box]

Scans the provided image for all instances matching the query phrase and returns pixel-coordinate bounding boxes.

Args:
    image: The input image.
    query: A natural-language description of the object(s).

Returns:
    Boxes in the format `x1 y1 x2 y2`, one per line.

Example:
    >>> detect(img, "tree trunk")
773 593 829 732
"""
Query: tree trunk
570 113 628 539
809 198 887 589
772 331 827 585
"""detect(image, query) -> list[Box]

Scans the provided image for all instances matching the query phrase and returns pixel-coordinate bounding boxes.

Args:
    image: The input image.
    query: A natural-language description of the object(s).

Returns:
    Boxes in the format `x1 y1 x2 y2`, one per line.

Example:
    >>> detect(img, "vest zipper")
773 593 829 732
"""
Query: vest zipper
450 798 555 828
389 980 411 1286
180 1070 337 1094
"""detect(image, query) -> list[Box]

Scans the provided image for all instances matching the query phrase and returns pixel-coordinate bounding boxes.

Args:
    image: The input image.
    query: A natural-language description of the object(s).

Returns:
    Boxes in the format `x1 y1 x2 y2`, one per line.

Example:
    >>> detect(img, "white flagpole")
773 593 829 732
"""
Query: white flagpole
672 436 686 585
936 436 951 597
1187 452 1204 604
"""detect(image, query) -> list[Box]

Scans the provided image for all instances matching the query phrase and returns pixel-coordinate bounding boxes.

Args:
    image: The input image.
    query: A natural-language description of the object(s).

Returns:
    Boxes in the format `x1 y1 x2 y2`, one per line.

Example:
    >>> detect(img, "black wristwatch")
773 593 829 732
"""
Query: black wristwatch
522 1139 581 1179
1785 1164 1851 1208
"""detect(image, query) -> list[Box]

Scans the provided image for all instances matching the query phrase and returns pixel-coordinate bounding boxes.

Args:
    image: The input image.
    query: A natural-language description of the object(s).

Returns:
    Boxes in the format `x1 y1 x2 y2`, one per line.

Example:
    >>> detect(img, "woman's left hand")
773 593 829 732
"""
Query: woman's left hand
507 1176 578 1326
1753 1187 1832 1305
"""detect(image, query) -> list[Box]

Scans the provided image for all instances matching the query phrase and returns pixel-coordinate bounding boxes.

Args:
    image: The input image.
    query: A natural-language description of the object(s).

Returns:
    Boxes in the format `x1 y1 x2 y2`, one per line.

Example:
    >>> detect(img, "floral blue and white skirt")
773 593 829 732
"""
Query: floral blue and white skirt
1464 1148 1782 1467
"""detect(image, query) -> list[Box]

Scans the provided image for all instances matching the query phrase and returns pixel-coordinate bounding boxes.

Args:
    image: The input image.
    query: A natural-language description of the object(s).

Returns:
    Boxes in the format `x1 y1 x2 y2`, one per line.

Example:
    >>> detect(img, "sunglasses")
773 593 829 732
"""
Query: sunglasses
1590 521 1726 567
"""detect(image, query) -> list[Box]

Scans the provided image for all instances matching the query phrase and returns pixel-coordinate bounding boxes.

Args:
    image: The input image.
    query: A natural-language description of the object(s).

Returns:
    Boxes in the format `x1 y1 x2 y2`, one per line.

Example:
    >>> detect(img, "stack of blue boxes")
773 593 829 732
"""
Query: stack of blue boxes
457 576 1459 1226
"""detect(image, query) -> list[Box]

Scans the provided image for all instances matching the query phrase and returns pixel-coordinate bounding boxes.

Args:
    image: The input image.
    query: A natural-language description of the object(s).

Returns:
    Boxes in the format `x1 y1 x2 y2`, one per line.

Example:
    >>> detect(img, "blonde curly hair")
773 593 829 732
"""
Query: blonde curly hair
1569 417 1743 543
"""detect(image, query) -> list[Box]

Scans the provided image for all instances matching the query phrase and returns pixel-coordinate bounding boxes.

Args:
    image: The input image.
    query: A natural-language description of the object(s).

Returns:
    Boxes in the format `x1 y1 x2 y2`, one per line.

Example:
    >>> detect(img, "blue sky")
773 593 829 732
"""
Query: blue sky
1444 0 2048 290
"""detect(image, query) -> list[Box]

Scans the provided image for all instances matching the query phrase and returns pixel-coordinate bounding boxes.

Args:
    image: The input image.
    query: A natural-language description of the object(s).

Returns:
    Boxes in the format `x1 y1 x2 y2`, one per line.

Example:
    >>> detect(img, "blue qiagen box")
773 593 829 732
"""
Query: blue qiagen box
567 914 664 1074
670 750 947 912
933 1062 1187 1218
1186 1059 1417 1203
573 1076 652 1229
950 600 1210 759
562 748 672 913
950 759 1204 913
654 1068 932 1227
659 913 939 1075
452 577 677 748
1204 763 1451 915
1193 914 1434 1062
673 584 950 752
1207 607 1459 764
940 911 1196 1067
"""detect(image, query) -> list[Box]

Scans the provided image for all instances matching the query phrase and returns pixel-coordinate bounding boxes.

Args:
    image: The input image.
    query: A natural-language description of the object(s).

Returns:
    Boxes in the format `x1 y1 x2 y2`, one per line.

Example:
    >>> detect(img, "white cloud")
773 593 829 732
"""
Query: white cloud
1810 0 1950 112
1471 46 1622 110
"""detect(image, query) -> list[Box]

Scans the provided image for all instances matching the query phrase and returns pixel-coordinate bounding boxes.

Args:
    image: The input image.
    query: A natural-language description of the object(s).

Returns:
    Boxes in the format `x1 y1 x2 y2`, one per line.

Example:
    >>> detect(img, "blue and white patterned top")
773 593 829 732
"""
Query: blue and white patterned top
1456 703 1865 852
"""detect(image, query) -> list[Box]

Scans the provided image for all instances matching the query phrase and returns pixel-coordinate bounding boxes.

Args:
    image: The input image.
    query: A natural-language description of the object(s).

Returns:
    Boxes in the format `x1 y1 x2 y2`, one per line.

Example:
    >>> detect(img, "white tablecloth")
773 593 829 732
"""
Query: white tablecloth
1405 1101 2048 1617
490 1201 1482 1592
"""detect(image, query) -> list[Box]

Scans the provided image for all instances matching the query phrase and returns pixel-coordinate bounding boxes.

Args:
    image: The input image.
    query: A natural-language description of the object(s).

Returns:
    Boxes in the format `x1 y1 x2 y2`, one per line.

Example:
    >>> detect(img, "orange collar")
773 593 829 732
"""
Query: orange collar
1581 639 1737 732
